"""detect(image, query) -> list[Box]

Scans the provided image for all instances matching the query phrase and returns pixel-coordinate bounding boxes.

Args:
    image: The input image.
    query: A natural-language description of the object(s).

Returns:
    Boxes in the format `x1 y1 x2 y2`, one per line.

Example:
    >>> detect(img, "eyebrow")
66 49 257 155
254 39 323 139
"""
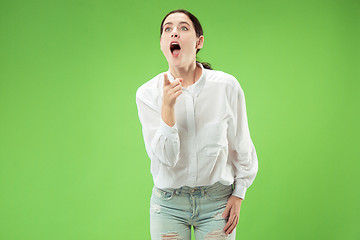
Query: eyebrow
163 21 191 27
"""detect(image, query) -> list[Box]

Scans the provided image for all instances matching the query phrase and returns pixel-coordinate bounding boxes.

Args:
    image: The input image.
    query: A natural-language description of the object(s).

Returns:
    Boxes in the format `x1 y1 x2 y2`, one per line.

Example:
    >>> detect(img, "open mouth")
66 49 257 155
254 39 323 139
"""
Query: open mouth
170 42 181 57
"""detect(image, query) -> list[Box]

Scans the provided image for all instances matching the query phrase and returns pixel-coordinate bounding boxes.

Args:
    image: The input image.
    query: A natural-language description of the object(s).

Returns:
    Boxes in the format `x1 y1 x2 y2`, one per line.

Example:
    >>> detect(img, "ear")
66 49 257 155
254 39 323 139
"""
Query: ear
196 36 204 50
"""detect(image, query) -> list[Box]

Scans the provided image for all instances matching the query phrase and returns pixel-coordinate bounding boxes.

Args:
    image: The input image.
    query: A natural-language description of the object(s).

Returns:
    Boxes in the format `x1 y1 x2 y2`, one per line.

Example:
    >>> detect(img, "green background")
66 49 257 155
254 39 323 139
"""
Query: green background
0 0 359 239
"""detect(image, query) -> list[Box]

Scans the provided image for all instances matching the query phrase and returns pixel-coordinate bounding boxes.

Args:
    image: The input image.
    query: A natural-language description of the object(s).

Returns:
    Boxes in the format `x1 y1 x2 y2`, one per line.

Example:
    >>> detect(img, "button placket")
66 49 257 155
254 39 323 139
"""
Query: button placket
186 92 197 186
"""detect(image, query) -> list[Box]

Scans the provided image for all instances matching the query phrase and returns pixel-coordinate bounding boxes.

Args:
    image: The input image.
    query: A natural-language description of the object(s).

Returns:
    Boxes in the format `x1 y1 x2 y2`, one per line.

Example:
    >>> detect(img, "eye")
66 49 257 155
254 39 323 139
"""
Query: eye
181 26 188 31
164 27 171 32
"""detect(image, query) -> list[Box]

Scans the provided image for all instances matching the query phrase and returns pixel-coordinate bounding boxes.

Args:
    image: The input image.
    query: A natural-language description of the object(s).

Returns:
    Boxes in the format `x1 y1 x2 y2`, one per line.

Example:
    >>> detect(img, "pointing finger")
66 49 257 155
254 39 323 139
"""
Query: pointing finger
163 73 170 86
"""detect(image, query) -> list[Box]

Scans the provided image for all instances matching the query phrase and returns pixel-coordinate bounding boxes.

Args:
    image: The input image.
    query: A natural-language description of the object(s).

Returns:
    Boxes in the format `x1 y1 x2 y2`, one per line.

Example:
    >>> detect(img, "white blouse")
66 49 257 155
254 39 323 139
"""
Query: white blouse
135 62 258 199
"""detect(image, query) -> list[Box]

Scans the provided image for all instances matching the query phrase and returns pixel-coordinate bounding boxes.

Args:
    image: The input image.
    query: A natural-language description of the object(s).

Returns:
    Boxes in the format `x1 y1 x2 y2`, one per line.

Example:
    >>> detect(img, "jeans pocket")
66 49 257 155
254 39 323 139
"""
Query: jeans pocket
152 187 174 201
205 184 233 201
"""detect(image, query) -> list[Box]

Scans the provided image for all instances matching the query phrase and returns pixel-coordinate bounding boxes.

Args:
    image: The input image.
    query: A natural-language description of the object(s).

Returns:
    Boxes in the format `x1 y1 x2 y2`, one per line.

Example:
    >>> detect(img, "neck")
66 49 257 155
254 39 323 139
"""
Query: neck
169 61 200 88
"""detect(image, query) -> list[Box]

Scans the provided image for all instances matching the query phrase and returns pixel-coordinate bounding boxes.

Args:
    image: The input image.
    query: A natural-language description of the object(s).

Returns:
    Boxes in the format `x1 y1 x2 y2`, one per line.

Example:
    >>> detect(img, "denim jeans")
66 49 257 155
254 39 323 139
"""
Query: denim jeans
150 181 236 239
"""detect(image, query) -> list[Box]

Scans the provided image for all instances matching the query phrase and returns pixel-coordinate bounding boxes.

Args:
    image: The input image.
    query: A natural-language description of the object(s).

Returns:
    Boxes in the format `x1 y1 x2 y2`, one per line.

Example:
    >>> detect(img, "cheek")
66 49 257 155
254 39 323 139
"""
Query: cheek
184 42 196 52
184 38 197 50
160 42 167 52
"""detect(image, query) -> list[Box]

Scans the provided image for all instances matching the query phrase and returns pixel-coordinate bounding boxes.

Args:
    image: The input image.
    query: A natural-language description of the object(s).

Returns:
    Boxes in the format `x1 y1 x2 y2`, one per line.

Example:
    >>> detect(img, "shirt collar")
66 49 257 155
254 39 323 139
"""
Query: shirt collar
166 62 206 97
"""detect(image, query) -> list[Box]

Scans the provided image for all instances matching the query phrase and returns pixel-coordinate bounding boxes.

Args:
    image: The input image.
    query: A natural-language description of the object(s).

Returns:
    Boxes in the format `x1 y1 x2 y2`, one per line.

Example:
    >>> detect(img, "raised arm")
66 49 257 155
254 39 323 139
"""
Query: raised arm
136 73 183 167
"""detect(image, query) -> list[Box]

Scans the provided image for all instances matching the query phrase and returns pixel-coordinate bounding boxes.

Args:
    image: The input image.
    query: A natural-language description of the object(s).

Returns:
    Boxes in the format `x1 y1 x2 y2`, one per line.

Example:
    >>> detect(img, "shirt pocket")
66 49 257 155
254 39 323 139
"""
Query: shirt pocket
205 121 228 157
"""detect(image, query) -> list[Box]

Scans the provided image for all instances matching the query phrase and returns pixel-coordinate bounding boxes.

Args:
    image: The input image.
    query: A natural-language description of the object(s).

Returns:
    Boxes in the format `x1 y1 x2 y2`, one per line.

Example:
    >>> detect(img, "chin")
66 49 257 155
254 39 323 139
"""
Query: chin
167 57 182 66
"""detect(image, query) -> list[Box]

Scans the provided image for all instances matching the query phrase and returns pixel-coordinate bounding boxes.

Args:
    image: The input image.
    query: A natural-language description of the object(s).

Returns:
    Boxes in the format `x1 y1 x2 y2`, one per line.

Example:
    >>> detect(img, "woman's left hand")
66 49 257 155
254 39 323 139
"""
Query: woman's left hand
222 195 242 235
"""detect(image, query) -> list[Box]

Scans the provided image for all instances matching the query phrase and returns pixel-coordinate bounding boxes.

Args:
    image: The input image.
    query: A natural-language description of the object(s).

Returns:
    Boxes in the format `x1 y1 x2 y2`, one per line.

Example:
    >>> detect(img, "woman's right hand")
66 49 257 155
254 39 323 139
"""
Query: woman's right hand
161 73 183 127
162 73 183 108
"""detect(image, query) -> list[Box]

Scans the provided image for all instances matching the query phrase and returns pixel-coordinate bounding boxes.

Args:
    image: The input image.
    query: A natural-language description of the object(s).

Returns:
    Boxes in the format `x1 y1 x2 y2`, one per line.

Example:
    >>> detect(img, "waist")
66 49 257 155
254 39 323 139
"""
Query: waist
153 181 233 196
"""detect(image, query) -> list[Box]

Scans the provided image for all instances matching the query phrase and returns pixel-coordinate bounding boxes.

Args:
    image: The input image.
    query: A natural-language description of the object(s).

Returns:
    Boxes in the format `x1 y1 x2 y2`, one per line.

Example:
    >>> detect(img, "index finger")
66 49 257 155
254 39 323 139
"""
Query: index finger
163 73 170 86
223 213 236 232
225 215 238 235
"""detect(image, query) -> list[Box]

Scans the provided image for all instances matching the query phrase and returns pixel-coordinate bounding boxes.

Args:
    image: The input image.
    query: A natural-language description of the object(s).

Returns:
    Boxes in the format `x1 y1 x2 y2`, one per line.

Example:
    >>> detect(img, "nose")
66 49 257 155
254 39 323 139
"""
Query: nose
171 27 179 38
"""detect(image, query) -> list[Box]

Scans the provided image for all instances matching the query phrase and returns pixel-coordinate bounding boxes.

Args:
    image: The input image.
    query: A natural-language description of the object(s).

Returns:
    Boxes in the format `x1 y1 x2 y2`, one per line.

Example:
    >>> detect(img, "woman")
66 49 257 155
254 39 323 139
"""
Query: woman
136 9 258 239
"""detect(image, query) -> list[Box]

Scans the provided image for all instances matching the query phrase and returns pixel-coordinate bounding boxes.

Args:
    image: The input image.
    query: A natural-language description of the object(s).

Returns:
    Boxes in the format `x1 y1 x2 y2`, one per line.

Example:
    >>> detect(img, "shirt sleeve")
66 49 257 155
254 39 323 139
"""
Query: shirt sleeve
136 91 181 168
228 82 258 200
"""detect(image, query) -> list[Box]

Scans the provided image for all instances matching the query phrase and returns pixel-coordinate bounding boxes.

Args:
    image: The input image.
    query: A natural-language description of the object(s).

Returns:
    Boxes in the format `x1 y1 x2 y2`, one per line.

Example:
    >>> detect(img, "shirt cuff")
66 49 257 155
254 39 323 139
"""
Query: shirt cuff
159 118 178 138
232 184 247 200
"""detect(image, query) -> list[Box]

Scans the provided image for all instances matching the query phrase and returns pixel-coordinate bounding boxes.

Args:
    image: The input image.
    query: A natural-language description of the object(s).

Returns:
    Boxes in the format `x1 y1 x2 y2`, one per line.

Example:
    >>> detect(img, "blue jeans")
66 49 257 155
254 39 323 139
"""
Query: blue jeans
150 181 236 239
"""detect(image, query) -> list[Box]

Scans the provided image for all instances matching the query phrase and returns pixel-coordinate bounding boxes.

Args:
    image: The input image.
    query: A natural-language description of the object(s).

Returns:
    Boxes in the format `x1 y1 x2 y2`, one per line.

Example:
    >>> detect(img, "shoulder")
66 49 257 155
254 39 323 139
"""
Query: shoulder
205 69 243 92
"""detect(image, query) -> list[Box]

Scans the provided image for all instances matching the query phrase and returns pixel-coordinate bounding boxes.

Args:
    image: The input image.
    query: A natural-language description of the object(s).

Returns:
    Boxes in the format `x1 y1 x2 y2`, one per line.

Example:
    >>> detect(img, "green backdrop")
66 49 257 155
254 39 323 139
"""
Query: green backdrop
0 0 359 239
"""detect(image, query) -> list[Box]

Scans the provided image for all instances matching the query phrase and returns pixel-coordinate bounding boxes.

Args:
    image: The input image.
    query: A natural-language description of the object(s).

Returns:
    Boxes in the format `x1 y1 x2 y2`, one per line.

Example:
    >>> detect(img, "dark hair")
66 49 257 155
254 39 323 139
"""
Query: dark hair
160 9 213 70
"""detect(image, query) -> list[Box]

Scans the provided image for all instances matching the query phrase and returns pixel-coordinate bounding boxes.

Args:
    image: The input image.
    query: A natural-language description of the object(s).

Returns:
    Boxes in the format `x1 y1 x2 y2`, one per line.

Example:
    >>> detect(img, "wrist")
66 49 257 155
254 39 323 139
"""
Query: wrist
162 102 174 111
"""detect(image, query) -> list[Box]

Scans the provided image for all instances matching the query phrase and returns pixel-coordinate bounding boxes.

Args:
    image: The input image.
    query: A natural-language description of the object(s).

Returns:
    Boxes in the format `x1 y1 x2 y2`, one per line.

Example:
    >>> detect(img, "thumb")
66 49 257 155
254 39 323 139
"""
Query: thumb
163 73 170 86
223 203 231 219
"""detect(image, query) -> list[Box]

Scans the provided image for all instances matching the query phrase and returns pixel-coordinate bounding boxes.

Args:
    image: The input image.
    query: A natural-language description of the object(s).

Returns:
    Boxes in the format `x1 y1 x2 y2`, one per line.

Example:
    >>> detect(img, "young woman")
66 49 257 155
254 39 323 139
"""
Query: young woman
136 9 258 239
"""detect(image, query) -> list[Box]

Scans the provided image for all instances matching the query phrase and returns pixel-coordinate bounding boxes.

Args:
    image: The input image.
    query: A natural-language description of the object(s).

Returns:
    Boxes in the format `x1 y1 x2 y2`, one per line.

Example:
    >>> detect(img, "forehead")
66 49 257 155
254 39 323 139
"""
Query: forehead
163 13 193 27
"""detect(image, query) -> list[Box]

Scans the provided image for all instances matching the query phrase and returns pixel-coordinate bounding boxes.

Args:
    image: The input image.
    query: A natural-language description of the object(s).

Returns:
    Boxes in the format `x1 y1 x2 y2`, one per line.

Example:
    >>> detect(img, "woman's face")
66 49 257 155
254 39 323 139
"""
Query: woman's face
160 13 204 68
